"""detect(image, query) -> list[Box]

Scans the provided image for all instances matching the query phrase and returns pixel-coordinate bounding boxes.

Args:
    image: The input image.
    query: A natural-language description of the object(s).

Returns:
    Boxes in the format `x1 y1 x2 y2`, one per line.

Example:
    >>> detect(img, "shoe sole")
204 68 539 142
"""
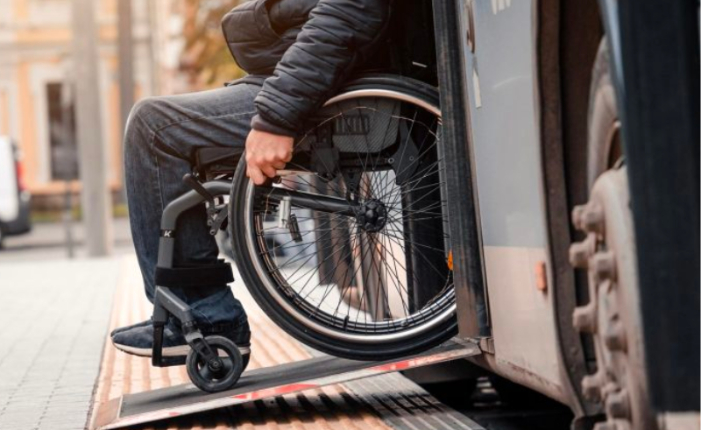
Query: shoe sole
114 343 251 358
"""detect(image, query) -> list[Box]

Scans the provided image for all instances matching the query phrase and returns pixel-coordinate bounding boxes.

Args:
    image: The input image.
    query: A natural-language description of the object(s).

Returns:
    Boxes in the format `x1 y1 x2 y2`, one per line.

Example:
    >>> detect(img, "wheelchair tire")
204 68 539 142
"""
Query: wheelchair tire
230 75 458 360
186 335 243 392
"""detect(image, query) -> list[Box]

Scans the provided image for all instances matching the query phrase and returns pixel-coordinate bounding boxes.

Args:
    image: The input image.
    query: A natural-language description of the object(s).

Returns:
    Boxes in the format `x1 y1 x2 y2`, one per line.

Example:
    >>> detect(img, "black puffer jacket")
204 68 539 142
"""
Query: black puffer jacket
223 0 391 136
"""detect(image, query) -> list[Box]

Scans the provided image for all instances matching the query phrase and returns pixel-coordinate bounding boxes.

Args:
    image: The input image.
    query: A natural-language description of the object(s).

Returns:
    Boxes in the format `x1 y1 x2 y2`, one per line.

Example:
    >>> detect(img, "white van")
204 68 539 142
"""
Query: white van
0 136 31 247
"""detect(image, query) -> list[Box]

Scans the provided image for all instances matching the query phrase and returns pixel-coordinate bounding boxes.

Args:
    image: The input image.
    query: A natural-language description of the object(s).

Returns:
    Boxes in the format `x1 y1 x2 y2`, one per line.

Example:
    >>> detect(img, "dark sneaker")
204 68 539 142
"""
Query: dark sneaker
110 318 152 338
111 320 251 365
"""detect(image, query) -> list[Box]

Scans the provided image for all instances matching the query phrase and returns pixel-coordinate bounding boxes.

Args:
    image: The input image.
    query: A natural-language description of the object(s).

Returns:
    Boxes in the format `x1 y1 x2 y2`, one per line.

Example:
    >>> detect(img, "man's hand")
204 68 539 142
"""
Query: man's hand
245 129 294 185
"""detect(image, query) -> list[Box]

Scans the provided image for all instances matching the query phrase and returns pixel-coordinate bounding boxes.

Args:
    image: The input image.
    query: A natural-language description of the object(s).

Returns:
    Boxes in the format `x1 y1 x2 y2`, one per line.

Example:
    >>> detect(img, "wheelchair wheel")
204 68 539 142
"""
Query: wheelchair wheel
230 76 457 360
186 335 243 392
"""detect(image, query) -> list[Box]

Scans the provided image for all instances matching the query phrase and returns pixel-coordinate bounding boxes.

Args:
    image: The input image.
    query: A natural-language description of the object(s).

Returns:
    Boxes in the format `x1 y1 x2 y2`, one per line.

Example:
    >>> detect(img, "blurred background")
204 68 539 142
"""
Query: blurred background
0 0 245 261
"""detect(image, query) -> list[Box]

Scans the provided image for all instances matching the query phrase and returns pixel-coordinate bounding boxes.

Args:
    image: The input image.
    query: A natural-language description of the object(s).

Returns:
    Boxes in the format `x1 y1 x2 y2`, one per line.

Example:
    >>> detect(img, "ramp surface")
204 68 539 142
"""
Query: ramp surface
90 257 483 430
94 340 478 429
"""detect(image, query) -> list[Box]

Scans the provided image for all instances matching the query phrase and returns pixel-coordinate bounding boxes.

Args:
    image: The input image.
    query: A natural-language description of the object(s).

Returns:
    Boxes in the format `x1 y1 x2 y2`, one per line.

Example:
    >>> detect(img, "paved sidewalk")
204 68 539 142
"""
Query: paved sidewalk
0 257 122 430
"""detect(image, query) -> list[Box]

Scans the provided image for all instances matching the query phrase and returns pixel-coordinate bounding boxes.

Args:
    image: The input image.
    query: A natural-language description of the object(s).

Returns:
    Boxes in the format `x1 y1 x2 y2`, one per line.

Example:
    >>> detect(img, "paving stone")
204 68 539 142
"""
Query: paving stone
0 258 120 430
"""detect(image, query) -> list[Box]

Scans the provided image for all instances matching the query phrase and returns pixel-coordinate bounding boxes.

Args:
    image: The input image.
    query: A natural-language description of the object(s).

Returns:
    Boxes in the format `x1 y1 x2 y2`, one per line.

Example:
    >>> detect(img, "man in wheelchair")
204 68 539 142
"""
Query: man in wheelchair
111 0 391 366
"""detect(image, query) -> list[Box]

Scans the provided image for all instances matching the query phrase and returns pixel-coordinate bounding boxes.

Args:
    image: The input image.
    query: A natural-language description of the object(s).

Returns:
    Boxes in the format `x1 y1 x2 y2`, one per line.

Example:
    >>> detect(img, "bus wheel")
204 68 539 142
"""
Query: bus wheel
570 167 656 430
569 38 657 430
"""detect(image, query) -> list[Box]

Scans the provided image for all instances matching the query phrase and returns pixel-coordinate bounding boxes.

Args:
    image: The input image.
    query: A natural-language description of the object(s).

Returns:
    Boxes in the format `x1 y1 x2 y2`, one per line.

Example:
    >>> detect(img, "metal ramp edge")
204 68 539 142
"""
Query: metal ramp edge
92 338 480 430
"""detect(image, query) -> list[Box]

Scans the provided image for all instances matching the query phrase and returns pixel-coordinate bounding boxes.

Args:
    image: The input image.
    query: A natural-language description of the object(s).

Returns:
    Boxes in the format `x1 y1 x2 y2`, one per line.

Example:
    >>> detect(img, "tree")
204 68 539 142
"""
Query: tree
180 0 245 90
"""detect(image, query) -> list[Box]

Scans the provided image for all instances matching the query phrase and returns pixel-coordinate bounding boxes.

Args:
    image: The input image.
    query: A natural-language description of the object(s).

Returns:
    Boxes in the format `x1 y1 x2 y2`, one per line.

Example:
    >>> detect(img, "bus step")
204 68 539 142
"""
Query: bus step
92 338 480 430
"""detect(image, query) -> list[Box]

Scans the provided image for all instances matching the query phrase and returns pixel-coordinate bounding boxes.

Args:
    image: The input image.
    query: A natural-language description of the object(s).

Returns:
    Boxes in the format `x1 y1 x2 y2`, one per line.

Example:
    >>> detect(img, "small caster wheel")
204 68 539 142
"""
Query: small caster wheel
186 335 243 392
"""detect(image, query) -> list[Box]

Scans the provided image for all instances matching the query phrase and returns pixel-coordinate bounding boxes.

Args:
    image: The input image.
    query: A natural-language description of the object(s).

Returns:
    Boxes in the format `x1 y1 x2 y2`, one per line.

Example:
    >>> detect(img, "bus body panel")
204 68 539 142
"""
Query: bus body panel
457 0 563 392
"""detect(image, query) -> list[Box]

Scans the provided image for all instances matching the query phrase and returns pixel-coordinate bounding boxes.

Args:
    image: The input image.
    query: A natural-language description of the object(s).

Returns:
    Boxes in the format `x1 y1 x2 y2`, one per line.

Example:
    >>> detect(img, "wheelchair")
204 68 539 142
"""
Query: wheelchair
150 75 458 392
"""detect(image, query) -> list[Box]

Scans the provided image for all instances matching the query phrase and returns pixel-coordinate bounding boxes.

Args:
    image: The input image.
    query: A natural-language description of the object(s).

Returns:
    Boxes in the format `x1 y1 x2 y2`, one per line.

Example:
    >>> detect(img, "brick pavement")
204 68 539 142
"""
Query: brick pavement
0 257 121 430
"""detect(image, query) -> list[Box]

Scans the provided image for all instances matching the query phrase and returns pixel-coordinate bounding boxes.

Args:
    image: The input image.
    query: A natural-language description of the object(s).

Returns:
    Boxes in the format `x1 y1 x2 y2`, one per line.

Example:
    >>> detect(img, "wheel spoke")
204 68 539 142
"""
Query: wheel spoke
246 94 454 337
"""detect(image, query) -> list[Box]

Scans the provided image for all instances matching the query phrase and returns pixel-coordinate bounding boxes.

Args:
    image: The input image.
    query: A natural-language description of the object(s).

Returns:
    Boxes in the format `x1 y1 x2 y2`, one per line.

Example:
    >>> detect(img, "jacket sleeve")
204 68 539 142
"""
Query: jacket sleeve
251 0 390 137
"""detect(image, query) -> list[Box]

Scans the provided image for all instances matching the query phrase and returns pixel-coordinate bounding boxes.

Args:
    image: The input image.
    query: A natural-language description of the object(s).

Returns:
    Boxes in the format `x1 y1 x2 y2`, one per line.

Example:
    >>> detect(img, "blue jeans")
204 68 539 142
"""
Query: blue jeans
124 83 259 327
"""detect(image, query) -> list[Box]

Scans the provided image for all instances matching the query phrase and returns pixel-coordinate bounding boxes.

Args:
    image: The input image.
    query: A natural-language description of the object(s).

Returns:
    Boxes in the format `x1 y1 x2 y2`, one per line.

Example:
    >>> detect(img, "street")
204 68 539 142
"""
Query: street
0 217 134 263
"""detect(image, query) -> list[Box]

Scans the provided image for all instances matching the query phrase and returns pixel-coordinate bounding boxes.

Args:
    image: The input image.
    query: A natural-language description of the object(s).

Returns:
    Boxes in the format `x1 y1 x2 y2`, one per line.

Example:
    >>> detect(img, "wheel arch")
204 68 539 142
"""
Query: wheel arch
536 0 616 419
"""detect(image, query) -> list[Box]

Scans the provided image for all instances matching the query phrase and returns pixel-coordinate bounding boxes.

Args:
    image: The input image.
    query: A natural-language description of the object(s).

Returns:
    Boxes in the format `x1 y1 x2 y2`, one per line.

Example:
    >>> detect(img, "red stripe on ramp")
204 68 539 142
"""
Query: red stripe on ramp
232 383 318 401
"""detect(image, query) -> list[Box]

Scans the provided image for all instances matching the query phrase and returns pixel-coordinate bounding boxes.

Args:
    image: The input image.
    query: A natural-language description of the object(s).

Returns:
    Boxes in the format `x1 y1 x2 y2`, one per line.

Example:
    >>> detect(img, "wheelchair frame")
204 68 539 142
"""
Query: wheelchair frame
151 180 234 369
150 168 370 375
147 75 453 392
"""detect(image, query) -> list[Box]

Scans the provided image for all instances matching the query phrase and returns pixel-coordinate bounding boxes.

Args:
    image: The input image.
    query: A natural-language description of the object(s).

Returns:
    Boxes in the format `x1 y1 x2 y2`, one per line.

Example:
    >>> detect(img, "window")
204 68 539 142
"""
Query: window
46 82 78 180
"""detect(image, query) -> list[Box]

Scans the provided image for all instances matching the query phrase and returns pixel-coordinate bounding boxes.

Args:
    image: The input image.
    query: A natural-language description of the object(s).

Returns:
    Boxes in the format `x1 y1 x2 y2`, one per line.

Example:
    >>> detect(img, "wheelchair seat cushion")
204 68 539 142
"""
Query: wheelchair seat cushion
195 147 244 176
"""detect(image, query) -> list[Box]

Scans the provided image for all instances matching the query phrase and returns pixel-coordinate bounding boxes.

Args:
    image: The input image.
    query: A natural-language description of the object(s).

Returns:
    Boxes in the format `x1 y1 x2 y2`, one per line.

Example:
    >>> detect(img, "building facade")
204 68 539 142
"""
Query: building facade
0 0 186 208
